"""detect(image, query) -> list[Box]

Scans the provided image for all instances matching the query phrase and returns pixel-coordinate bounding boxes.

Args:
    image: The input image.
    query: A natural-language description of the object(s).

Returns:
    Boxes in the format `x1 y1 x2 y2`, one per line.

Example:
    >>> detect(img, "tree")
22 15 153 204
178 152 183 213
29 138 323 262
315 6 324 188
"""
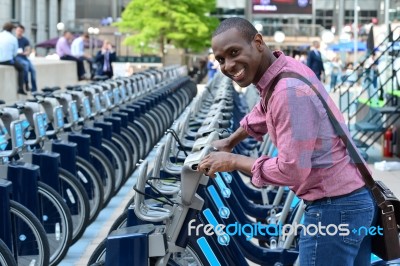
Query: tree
114 0 219 61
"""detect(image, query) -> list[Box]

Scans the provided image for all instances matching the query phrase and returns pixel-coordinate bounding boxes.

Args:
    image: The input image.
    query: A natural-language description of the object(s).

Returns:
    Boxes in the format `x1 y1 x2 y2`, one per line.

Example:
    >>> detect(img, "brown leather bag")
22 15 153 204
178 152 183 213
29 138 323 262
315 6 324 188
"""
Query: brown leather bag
371 181 400 260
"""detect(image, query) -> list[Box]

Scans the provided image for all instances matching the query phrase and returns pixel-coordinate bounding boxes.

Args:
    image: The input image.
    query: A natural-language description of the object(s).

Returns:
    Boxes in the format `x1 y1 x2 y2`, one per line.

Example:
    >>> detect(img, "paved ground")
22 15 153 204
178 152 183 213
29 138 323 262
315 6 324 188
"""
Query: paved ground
59 83 400 265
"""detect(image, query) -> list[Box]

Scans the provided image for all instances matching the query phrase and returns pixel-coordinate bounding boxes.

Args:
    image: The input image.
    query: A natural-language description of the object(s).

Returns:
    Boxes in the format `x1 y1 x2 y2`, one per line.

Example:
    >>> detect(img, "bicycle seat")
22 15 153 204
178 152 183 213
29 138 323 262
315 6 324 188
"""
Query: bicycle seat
0 107 20 134
41 86 61 93
22 102 41 128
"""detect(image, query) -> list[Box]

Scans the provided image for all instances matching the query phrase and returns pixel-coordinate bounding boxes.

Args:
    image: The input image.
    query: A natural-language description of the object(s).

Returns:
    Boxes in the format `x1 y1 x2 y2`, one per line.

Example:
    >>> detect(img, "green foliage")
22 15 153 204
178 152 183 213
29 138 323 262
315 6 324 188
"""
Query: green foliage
114 0 218 54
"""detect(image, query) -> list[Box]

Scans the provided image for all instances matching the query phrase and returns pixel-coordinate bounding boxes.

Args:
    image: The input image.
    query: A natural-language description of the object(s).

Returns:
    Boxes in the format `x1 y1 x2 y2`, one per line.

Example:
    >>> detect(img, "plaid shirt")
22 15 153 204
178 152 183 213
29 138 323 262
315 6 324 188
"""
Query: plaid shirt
240 51 365 201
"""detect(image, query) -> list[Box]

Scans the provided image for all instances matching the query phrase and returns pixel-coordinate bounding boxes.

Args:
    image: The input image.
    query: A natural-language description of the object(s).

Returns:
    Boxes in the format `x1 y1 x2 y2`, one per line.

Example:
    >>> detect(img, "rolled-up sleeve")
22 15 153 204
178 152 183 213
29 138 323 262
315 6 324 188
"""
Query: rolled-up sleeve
239 102 268 141
251 88 321 188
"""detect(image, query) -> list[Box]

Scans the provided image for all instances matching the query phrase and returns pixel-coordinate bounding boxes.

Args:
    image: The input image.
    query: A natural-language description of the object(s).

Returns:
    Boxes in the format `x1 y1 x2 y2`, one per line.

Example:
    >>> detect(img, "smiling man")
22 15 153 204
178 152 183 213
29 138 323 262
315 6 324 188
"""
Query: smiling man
198 17 377 266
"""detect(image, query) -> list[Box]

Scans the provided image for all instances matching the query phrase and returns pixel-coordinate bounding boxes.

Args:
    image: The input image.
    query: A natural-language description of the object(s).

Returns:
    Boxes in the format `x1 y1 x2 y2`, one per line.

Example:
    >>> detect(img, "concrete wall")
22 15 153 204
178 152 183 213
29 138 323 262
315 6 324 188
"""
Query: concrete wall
0 58 77 104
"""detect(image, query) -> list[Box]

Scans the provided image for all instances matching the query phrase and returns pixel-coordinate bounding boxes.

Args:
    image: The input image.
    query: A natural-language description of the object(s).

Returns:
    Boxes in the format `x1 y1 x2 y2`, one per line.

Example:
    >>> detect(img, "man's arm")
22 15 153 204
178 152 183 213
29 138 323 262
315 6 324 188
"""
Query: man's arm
23 38 31 56
212 126 249 152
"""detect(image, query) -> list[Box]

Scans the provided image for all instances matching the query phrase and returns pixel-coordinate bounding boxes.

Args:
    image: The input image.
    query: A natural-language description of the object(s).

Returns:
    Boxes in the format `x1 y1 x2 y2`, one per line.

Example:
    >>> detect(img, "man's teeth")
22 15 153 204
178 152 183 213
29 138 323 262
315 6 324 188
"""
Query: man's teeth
233 69 244 77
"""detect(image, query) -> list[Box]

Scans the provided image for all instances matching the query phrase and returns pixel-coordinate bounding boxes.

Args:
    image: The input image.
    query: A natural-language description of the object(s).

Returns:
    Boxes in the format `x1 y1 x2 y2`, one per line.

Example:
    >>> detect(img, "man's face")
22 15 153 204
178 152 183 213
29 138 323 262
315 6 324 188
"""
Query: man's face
212 28 262 87
15 27 24 37
65 32 73 41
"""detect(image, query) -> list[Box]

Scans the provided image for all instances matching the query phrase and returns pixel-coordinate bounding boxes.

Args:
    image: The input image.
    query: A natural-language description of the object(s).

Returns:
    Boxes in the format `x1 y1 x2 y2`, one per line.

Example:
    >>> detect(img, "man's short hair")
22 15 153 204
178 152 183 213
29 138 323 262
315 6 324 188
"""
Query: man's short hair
82 33 89 39
212 17 258 43
17 24 25 31
2 22 16 32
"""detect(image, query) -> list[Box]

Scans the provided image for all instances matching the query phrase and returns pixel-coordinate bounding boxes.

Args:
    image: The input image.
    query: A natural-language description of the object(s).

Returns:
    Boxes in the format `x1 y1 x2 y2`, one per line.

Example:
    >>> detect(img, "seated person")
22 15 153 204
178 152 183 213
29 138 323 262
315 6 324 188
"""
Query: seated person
71 33 93 79
94 40 116 79
15 24 37 92
56 30 86 80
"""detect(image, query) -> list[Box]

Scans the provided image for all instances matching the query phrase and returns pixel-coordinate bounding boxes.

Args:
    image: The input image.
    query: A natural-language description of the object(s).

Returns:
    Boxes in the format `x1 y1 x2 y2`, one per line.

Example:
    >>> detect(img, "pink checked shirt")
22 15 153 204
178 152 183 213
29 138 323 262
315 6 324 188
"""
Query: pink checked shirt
240 51 365 201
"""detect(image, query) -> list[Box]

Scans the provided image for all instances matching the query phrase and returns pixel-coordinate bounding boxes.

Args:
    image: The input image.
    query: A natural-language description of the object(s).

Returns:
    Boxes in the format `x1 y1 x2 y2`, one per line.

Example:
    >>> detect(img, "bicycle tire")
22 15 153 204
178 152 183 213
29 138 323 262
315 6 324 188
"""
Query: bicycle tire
58 167 90 244
87 238 107 265
144 112 161 141
127 122 146 161
88 146 115 206
137 117 156 151
120 127 139 175
133 119 152 157
76 156 104 223
37 181 72 265
88 261 105 266
111 133 132 182
107 209 128 235
166 243 205 266
101 139 125 194
0 239 17 266
10 200 50 266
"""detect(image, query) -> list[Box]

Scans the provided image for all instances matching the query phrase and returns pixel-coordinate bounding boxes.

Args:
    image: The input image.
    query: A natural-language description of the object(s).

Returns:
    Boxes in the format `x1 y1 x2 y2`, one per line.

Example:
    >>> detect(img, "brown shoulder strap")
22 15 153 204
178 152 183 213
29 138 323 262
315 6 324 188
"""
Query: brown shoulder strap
261 73 288 112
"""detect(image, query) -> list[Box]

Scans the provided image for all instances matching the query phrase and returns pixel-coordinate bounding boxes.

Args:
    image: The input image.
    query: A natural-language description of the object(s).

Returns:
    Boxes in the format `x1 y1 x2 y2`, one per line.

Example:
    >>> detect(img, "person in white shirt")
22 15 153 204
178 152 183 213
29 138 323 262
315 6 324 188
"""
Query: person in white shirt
71 33 93 79
0 22 25 94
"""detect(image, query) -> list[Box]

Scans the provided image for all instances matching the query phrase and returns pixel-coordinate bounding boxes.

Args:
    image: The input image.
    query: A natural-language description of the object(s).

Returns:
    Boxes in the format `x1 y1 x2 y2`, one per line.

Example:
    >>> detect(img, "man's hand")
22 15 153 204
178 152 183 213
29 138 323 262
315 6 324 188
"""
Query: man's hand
211 138 233 152
198 152 256 178
198 151 235 178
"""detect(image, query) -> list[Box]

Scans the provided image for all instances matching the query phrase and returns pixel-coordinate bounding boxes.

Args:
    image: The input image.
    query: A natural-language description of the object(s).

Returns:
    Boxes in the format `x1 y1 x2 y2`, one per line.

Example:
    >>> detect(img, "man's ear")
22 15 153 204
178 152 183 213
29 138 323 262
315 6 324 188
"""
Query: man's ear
253 33 264 51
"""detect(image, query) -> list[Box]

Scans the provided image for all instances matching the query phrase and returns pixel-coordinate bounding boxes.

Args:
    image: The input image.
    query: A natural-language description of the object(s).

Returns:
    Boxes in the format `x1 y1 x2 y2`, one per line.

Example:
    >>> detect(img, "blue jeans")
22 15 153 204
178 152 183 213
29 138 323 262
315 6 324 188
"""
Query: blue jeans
15 56 37 92
299 187 378 266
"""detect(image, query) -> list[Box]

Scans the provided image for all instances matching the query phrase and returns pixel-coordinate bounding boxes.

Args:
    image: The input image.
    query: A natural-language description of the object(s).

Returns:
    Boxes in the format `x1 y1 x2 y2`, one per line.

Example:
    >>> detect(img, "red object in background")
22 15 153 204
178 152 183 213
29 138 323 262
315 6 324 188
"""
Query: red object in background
272 0 295 3
383 127 393 157
392 126 398 157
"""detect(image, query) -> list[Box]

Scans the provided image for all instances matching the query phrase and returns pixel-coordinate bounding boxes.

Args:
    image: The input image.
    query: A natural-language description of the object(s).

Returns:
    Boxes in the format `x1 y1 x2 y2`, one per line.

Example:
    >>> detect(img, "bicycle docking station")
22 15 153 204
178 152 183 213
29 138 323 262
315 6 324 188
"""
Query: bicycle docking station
103 146 211 266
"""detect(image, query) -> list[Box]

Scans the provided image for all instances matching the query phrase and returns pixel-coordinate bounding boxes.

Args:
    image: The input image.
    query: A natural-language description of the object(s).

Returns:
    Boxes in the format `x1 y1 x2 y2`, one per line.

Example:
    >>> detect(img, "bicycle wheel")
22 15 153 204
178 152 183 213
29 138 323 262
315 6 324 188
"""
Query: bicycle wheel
166 243 205 266
58 167 90 244
89 146 115 206
101 139 125 194
76 156 104 223
10 200 50 266
111 133 132 184
0 239 16 266
89 261 105 266
127 122 146 161
87 238 107 265
120 127 139 175
107 209 128 235
135 118 154 154
38 182 72 265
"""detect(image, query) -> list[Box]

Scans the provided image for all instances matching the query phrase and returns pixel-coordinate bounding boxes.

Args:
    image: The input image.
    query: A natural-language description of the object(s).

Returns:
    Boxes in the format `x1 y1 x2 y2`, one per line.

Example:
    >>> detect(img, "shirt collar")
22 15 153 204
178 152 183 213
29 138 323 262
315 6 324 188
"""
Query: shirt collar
255 51 287 96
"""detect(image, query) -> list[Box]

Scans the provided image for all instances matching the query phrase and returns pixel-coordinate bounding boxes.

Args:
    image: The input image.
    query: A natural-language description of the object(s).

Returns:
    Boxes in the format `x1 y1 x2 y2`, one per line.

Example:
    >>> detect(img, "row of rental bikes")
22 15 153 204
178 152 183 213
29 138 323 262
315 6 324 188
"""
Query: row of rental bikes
0 65 197 266
0 65 398 266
